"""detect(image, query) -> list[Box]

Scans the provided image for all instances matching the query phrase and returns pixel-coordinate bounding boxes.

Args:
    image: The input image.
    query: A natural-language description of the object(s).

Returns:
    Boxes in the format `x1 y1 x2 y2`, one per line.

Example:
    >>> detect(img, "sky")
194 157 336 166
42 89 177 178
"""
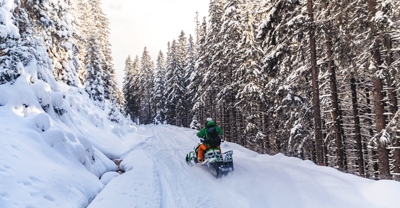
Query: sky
101 0 210 87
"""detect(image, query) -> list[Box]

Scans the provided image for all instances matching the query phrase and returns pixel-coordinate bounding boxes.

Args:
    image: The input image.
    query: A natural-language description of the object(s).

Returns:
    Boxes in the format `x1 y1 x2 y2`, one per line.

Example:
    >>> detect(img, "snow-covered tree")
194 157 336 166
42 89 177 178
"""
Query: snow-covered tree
165 40 186 126
109 101 120 123
191 17 208 122
138 47 154 124
87 0 116 100
85 35 104 108
152 51 166 124
24 0 79 86
184 35 196 125
123 56 134 115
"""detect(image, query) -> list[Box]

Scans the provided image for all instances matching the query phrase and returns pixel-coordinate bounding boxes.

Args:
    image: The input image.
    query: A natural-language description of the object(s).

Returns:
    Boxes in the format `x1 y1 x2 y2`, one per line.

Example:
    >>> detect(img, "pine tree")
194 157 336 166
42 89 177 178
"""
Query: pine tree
184 35 197 126
368 0 390 179
85 35 105 108
177 31 188 72
165 40 186 126
197 0 224 125
236 3 266 151
138 47 154 124
115 87 125 112
24 0 79 86
194 11 201 51
130 56 142 123
109 102 120 123
88 0 116 100
217 0 244 143
0 3 26 85
306 0 324 165
123 56 134 117
192 17 208 124
153 51 166 124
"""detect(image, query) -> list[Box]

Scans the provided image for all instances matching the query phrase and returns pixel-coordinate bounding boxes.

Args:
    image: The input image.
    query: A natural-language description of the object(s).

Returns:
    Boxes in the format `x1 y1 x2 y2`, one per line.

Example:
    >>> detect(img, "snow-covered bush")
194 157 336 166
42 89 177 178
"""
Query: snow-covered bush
190 115 200 130
109 102 121 123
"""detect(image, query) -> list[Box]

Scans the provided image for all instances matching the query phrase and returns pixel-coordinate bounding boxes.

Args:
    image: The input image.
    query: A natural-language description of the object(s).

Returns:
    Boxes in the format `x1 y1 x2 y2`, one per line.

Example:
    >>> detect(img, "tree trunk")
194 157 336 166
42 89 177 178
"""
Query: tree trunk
262 111 270 154
231 106 237 144
385 37 400 181
368 0 391 180
225 104 231 142
365 87 378 178
236 107 243 146
351 73 365 176
308 0 324 165
323 0 344 170
322 119 328 166
242 104 247 148
388 83 400 180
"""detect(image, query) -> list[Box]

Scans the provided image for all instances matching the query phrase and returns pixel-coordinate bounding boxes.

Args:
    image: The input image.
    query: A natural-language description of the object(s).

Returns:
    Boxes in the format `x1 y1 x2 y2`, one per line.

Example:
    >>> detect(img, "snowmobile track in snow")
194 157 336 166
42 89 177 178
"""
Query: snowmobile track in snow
88 125 400 208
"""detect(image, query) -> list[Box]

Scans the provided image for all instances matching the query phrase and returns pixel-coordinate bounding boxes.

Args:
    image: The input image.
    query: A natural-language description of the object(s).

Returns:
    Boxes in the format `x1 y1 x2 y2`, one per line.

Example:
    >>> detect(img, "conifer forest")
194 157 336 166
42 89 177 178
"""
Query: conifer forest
123 0 400 180
2 0 400 182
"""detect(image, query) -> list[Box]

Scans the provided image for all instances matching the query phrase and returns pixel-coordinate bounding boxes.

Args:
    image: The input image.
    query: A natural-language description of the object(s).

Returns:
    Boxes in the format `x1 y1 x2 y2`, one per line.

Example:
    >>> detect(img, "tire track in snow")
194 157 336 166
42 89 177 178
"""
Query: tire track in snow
145 126 217 208
89 125 400 208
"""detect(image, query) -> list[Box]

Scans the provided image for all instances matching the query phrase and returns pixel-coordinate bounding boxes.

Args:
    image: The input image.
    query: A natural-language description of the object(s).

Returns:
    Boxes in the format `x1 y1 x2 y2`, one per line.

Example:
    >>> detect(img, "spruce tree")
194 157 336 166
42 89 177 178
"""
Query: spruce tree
138 47 154 124
192 17 208 124
165 40 185 126
123 56 134 117
88 0 116 100
85 35 105 108
24 0 79 86
130 56 142 123
185 35 196 127
153 51 167 124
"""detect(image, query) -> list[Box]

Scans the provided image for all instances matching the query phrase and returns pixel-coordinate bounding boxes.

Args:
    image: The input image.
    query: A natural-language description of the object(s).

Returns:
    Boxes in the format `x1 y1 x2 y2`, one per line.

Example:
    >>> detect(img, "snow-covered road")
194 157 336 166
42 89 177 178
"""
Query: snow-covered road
88 125 400 208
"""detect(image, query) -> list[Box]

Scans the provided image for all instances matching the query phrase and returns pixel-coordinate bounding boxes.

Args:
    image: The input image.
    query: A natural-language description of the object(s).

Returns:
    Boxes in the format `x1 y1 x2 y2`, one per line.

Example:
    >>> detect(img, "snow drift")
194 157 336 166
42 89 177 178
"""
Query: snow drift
0 58 135 207
0 63 135 207
0 1 134 206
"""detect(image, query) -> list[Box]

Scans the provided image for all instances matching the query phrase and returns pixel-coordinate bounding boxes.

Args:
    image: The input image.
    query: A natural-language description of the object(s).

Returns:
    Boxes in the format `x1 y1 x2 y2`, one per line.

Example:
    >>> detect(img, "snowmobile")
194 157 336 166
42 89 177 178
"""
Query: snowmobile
185 142 234 179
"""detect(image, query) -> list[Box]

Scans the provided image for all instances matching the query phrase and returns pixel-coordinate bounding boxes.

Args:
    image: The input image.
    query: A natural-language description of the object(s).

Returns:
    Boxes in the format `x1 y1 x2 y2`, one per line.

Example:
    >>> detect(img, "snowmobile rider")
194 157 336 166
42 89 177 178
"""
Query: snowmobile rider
196 118 223 163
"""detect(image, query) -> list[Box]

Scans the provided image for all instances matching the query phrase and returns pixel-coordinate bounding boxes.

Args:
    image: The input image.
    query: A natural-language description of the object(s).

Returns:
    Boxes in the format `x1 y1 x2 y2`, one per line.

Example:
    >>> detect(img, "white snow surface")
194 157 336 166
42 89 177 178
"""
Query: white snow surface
0 0 20 39
0 59 133 207
100 172 120 185
88 125 400 208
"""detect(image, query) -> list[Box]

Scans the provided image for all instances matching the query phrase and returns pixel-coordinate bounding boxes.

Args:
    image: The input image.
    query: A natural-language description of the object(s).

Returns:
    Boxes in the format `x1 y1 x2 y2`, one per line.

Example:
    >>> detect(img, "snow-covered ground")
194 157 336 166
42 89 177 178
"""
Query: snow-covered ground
89 125 400 208
0 72 133 207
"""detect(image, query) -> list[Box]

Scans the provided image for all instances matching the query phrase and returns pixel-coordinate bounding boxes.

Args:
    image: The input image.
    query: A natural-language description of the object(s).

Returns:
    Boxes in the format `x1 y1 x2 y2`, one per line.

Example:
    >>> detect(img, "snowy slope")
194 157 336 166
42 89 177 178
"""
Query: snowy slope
0 2 136 206
89 125 400 208
0 75 135 207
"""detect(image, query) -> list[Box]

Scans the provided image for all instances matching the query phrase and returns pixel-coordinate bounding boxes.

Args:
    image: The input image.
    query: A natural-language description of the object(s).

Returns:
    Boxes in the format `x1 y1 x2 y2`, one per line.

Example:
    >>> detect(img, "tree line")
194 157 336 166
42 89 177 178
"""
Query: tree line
0 0 125 111
123 0 400 180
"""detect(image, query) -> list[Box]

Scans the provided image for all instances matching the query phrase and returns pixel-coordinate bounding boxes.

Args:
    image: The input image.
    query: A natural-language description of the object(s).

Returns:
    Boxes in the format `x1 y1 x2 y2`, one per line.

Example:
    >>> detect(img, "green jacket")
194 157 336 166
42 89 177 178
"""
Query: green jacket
197 121 223 146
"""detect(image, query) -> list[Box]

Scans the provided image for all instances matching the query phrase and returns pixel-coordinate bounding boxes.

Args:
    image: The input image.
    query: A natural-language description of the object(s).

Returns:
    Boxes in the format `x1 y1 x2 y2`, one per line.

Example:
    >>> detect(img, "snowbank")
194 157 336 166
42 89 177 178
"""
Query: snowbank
0 43 134 208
